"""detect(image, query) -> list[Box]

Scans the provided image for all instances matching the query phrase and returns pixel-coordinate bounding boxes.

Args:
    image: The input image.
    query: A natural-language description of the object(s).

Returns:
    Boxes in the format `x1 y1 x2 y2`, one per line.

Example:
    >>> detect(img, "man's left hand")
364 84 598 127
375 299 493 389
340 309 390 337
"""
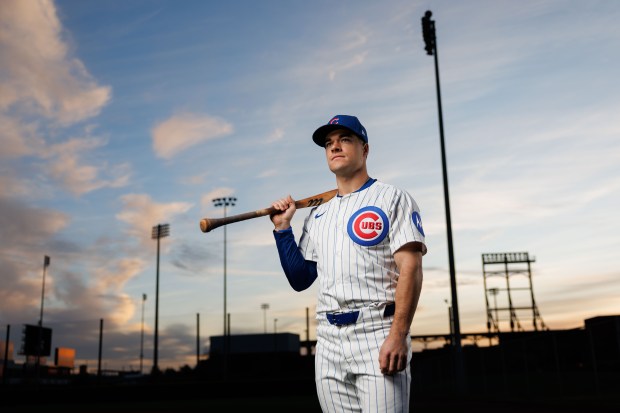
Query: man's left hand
378 333 409 375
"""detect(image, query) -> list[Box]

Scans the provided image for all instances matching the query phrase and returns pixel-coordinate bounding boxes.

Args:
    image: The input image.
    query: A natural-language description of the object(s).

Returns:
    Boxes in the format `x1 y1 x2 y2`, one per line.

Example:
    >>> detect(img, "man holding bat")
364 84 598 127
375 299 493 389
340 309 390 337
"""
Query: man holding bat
270 115 426 412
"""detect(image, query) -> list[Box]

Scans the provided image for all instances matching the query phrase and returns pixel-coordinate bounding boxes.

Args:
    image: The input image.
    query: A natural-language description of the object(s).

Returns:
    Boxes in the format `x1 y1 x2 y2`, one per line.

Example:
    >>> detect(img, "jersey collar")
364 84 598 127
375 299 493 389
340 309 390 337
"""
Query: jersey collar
337 177 376 198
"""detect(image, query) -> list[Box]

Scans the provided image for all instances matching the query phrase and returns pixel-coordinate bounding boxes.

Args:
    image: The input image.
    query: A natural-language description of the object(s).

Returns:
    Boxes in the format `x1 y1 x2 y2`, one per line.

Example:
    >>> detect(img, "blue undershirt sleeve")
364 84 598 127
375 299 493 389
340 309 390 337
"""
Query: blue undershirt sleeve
273 227 318 291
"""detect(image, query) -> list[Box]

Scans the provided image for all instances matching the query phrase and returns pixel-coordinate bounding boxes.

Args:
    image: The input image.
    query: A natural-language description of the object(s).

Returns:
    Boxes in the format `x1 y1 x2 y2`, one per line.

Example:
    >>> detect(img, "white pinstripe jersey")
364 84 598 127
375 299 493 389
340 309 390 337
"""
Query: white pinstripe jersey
298 180 426 314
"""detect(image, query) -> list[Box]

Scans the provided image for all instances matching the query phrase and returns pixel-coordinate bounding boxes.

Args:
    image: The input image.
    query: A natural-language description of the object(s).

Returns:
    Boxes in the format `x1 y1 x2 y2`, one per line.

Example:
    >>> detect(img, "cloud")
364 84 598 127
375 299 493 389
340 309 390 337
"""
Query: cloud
0 0 121 197
0 173 46 200
0 123 131 198
0 0 111 124
328 51 369 81
0 115 43 159
151 112 234 159
180 173 209 186
50 256 146 328
92 258 147 325
0 193 69 322
0 192 145 332
257 169 278 178
43 135 131 196
116 194 193 248
326 30 369 80
0 197 69 252
281 27 371 88
266 127 285 143
0 191 184 369
171 242 214 274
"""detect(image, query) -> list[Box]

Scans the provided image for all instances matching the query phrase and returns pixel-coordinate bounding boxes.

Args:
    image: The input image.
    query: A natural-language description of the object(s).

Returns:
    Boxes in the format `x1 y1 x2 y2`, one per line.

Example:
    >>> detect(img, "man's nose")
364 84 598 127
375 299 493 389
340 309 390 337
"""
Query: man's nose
330 140 342 151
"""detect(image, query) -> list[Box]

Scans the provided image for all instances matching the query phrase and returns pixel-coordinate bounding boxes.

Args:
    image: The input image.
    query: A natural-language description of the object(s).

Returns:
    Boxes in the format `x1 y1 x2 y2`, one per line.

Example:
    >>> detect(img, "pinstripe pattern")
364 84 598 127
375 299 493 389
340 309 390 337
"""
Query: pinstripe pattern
299 181 425 313
315 306 412 412
299 180 424 412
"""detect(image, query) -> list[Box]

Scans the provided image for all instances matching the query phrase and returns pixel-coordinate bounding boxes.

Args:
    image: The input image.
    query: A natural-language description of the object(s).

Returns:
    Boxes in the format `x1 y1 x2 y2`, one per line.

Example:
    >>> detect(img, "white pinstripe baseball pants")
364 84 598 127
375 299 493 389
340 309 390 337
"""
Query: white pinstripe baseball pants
315 305 412 413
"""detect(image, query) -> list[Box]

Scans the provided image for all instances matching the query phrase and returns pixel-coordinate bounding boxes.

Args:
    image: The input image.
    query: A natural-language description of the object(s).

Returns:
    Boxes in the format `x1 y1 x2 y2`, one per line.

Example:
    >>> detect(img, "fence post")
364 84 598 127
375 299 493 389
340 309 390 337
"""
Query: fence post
97 319 103 383
3 325 10 384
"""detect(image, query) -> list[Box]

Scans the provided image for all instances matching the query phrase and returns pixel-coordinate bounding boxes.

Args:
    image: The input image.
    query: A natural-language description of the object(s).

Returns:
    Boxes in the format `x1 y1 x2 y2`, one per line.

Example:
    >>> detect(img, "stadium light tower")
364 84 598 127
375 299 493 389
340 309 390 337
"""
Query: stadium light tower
212 197 237 337
151 223 170 374
421 10 464 390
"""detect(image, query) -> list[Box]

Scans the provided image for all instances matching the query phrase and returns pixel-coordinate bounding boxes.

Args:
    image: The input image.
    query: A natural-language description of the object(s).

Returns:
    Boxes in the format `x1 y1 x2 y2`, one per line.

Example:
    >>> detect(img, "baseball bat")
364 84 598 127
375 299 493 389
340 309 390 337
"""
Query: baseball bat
200 188 338 233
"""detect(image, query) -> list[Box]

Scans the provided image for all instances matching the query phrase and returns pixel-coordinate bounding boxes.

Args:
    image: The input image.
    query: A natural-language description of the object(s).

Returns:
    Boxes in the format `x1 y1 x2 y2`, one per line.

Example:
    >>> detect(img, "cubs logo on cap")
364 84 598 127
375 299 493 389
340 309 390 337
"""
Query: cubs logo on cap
347 206 389 246
312 114 368 147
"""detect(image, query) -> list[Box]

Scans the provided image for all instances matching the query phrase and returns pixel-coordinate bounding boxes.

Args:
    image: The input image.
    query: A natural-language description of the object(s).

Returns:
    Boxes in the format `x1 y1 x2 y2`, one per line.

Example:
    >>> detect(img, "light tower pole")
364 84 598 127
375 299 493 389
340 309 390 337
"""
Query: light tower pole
212 197 236 337
151 223 170 374
39 255 50 327
140 293 147 374
421 10 464 390
261 303 269 333
37 255 50 373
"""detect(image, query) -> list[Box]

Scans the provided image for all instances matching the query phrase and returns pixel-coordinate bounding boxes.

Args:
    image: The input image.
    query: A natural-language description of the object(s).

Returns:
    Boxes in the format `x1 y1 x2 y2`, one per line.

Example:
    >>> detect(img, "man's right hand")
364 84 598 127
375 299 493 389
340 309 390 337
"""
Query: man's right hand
269 195 297 231
270 195 296 231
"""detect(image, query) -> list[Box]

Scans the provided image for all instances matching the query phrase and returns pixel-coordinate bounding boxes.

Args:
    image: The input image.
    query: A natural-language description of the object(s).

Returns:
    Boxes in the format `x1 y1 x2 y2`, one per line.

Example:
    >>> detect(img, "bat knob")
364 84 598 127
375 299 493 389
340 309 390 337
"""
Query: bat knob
200 219 210 233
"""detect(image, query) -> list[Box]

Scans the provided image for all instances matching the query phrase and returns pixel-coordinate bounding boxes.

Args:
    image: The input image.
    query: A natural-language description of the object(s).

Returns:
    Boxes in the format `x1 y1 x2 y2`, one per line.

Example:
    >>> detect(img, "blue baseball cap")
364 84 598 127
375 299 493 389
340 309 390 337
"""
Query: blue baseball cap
312 115 368 147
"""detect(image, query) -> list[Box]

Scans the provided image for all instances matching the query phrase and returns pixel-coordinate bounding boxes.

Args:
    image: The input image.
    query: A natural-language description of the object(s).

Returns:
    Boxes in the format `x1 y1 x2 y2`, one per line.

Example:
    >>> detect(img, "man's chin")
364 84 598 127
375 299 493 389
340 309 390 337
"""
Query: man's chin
328 164 345 174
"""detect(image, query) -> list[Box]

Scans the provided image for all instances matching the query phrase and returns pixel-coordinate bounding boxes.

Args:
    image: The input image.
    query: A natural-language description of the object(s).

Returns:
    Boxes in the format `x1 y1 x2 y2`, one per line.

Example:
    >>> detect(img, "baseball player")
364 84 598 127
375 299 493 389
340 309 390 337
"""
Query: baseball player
270 115 426 412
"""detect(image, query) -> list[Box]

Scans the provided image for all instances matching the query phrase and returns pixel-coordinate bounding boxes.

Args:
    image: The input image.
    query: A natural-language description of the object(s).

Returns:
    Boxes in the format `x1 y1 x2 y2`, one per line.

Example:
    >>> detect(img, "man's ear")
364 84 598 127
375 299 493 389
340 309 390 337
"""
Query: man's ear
363 143 369 158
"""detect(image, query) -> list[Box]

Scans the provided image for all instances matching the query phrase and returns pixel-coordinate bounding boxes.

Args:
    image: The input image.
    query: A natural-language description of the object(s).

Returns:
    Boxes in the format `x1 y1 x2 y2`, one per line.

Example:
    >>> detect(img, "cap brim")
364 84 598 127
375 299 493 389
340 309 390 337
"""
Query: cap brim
312 125 340 147
312 125 366 147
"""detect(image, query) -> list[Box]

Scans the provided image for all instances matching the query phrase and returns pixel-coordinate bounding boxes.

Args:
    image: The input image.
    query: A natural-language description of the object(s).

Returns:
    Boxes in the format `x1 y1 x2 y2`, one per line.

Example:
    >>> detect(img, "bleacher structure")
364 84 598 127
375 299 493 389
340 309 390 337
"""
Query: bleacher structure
482 252 547 335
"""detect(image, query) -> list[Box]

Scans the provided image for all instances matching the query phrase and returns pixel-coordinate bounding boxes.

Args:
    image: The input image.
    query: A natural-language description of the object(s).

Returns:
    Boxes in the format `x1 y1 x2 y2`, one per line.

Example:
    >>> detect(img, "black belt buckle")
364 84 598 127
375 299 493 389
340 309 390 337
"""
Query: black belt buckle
383 303 395 317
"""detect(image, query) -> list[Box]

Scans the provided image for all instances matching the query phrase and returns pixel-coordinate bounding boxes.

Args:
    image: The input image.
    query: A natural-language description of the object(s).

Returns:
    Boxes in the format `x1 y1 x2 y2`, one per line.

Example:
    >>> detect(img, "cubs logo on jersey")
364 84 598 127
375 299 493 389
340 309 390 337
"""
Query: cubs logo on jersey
347 206 389 246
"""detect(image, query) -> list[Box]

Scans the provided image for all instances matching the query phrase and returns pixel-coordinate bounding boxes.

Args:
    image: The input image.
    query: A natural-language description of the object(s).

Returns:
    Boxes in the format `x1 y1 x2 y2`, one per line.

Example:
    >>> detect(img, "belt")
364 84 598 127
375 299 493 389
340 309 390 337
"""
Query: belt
326 303 395 326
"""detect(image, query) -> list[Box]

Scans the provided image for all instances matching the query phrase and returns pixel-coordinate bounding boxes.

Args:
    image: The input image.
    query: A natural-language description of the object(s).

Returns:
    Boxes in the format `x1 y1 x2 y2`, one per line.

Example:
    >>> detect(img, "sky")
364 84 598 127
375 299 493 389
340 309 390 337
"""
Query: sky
1 0 619 371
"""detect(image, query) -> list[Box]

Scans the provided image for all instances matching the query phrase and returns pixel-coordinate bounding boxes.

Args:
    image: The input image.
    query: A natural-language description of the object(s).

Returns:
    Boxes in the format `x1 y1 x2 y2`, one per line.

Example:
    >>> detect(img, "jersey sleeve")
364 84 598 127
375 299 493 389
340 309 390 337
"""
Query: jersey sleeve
388 189 427 255
273 228 318 291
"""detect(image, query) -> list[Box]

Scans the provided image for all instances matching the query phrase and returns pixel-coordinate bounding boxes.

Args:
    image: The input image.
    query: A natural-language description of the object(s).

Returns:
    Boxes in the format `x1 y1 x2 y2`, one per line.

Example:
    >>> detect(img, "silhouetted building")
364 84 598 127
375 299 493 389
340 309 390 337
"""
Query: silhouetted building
209 333 300 355
585 315 620 371
412 314 620 396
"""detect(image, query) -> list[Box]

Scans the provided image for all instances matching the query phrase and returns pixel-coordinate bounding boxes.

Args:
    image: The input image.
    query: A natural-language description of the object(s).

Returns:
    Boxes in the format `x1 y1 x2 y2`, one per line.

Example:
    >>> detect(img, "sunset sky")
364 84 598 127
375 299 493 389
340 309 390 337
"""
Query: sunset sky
1 0 619 371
